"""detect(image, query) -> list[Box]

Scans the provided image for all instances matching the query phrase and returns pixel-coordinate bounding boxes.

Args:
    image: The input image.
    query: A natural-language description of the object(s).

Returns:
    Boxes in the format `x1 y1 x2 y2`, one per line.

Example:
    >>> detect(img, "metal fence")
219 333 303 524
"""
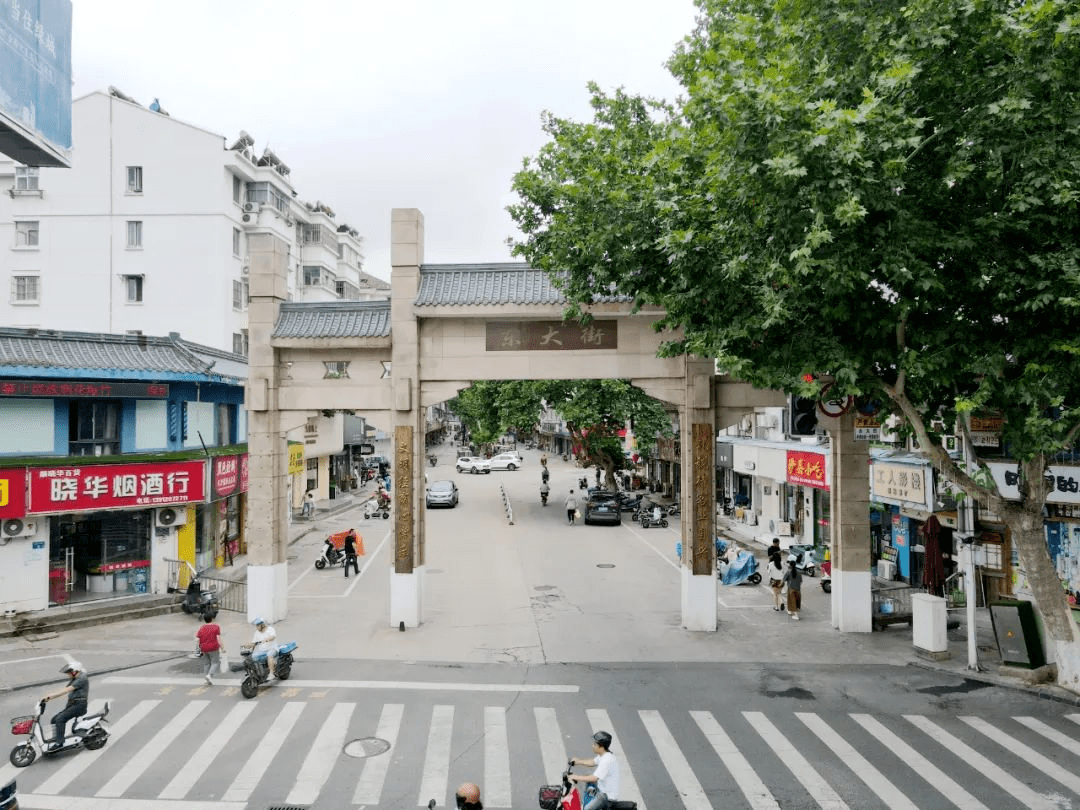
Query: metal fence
164 558 247 614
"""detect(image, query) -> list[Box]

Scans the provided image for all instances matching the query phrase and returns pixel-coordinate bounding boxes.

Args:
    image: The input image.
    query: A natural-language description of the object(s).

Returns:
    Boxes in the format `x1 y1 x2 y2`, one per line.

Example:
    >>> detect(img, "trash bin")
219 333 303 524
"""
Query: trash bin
329 483 336 500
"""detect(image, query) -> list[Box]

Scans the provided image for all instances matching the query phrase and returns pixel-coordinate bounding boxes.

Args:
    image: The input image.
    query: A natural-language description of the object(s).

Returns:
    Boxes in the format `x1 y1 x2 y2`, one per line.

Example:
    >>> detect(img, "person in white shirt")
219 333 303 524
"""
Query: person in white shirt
250 617 279 680
569 730 621 809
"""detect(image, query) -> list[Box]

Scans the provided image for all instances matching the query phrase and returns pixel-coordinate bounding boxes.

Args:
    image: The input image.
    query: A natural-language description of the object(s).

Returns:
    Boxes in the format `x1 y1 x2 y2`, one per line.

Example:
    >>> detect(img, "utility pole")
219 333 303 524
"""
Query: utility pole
958 426 980 671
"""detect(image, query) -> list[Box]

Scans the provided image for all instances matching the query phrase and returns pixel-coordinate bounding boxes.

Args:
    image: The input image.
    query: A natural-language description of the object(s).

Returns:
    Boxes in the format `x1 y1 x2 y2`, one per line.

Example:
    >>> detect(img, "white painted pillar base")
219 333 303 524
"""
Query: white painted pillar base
390 567 423 628
247 562 288 625
832 568 872 632
681 568 718 631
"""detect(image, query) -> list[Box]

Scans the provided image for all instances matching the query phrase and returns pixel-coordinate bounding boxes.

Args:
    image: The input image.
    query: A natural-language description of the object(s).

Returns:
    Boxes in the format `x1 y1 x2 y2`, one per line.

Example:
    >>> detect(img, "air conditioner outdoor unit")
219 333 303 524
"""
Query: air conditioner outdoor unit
877 559 896 580
155 506 188 529
241 264 249 276
243 201 258 213
241 212 256 224
769 520 793 537
1 518 37 539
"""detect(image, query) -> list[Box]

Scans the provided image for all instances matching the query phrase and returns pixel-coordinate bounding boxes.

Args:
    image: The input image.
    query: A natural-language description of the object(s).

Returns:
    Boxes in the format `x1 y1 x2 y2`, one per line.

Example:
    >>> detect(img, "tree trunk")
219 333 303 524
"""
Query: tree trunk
1005 499 1080 693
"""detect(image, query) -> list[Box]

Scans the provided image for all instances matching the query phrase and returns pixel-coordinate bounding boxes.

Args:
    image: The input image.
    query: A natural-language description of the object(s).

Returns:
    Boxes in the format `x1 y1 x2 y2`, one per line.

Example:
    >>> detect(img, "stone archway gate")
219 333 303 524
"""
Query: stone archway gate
245 208 871 633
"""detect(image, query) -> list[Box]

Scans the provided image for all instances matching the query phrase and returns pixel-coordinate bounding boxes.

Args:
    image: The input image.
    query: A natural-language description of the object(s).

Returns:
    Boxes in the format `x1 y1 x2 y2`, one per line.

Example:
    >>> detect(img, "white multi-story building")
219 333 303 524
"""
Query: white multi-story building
0 87 387 355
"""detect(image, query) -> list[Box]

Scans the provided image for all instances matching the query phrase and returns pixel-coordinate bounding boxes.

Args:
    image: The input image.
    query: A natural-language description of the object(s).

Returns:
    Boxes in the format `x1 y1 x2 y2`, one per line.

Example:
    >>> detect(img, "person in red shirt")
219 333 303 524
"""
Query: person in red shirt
195 615 224 686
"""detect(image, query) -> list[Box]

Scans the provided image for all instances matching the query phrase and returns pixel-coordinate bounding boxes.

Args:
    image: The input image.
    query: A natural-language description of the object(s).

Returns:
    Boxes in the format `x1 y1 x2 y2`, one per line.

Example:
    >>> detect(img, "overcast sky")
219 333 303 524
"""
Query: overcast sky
71 1 698 280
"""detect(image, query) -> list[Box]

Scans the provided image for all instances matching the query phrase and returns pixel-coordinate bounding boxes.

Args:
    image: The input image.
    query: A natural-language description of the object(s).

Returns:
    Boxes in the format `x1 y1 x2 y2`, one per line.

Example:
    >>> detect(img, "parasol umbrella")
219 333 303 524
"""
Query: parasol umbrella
923 514 945 596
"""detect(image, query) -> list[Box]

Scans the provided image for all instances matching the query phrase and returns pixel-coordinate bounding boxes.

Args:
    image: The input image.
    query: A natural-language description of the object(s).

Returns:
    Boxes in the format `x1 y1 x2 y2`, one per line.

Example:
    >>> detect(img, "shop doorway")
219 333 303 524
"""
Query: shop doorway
49 511 152 605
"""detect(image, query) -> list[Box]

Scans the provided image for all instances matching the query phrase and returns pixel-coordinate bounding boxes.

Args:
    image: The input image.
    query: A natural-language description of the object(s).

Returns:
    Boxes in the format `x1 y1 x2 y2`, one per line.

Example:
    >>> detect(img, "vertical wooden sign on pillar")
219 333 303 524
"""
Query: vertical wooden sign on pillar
692 423 715 575
394 425 414 574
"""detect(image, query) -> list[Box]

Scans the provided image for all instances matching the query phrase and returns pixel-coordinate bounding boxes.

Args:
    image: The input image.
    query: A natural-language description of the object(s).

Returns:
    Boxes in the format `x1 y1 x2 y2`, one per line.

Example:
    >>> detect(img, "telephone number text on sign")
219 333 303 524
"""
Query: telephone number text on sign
29 461 205 514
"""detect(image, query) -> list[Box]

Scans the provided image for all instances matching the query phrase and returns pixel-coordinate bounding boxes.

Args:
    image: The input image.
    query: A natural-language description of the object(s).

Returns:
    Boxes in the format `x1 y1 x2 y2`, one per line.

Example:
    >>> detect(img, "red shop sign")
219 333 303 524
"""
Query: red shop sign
0 469 27 519
28 460 206 514
212 454 249 500
787 450 829 491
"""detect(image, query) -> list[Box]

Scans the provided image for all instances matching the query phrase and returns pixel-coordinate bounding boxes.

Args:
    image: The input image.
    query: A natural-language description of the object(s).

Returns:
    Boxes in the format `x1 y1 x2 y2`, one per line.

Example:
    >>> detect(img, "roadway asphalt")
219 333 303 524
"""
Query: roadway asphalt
1 446 1077 706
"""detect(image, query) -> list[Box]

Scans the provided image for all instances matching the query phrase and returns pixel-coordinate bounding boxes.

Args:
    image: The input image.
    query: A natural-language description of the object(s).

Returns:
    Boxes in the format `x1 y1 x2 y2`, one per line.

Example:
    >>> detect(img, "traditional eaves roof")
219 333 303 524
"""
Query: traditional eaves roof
0 327 247 383
415 263 630 306
272 300 391 339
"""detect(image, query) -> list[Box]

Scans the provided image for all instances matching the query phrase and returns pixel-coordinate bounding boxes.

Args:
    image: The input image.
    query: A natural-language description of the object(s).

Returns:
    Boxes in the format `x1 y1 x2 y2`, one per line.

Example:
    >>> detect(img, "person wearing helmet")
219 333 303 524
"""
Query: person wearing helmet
251 617 278 680
454 781 483 808
569 730 621 809
42 660 89 749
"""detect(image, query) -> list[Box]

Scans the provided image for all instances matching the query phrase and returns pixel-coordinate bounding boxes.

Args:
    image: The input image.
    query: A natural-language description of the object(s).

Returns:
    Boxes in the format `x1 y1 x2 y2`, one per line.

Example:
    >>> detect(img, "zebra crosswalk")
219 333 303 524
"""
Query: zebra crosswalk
1 683 1078 809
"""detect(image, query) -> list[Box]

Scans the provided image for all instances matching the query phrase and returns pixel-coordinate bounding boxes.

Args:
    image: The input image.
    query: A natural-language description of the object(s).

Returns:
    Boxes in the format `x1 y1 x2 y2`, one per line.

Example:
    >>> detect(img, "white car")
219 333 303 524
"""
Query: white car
456 456 491 474
488 452 523 471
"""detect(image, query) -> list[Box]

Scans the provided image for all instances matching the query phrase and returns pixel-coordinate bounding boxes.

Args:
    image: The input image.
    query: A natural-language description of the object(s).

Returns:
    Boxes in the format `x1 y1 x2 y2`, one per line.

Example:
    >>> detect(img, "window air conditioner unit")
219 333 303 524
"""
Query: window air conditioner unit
2 518 37 539
155 506 188 528
769 519 793 536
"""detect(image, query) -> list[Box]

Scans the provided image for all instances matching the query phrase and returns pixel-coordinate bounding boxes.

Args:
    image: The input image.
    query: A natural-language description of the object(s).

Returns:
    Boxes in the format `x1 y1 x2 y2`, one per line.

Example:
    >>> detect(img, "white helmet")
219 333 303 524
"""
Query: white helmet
60 661 82 675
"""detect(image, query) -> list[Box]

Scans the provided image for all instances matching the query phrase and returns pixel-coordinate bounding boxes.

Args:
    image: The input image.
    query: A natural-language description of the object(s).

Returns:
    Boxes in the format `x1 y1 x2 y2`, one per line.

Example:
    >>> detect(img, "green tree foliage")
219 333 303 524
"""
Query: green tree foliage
510 0 1080 688
449 380 672 486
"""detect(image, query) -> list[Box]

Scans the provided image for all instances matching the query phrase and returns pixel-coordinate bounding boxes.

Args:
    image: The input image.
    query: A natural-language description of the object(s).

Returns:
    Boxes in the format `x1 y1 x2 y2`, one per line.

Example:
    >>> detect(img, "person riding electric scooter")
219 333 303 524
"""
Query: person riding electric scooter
540 481 550 506
43 661 90 750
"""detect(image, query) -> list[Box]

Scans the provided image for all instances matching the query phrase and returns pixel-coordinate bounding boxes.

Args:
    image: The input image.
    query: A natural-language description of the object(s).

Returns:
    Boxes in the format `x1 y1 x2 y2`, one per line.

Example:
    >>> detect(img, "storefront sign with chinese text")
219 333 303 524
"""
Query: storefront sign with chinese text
787 450 828 490
871 461 931 509
0 380 168 398
485 321 618 351
288 443 304 475
28 460 206 514
0 469 27 518
988 461 1080 505
212 454 249 499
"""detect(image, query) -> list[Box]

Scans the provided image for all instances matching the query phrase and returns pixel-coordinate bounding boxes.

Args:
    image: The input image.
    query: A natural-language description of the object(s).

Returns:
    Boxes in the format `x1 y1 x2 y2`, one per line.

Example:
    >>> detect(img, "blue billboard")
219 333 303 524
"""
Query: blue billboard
0 0 72 166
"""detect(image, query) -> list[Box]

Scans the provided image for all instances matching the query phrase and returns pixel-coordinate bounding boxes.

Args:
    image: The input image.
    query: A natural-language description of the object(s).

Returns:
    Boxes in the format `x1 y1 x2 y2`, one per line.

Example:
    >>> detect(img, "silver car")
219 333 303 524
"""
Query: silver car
425 479 459 508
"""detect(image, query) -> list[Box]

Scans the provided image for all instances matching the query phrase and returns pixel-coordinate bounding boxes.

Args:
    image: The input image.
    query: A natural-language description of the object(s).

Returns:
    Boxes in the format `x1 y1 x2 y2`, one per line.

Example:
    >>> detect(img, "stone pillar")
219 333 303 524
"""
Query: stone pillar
389 209 424 627
824 409 872 631
245 233 291 624
681 358 718 631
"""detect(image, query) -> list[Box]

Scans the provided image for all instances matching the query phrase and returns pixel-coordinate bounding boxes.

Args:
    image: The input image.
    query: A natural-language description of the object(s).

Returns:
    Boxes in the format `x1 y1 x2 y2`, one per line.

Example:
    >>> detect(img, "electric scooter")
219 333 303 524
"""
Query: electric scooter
239 641 298 699
9 698 110 767
179 561 219 620
539 761 637 809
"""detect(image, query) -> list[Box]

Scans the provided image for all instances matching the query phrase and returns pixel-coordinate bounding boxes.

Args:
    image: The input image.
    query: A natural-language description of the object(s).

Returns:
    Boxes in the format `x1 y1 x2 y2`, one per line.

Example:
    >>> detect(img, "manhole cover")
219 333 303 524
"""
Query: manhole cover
344 737 391 759
534 585 556 591
597 563 615 568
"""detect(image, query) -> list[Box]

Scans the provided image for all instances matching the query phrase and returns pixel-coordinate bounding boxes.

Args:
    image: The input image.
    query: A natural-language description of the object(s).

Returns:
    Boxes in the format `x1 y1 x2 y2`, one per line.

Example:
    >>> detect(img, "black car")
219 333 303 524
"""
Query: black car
583 491 622 525
0 777 16 810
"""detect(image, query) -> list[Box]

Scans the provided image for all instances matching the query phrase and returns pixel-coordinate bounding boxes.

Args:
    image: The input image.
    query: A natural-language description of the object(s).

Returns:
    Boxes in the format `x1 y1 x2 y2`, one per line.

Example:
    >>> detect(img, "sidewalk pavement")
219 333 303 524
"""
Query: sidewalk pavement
1 447 1077 706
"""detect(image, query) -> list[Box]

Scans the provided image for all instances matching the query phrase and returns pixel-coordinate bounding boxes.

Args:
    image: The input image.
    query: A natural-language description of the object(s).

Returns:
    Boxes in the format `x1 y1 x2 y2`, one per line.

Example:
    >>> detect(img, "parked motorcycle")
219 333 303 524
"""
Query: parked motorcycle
179 562 219 620
716 538 763 585
363 494 391 520
615 493 642 513
428 454 438 467
788 544 817 577
315 543 344 570
820 559 832 593
239 641 298 699
9 698 110 767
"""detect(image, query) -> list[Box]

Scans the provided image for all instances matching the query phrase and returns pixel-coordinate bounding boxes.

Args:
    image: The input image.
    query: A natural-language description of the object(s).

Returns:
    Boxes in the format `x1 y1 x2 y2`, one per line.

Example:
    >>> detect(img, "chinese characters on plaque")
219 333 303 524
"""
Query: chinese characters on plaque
28 461 206 514
786 450 828 491
485 321 618 351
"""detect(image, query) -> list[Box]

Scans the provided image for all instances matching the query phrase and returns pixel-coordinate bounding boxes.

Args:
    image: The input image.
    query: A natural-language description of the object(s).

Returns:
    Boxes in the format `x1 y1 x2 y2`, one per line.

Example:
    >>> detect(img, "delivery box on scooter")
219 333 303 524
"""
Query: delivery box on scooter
325 529 364 555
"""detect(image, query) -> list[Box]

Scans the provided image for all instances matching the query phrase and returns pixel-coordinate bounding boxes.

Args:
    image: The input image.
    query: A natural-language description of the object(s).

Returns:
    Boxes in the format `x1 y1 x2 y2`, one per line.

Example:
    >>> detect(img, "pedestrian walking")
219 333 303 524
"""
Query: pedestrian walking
195 614 223 685
302 490 315 519
343 529 360 578
565 490 579 525
783 555 803 620
767 552 784 611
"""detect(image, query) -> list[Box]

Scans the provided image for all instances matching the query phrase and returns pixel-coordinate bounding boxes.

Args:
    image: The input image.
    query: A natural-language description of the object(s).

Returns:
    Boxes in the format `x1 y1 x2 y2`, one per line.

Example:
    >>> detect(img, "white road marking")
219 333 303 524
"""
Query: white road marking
534 707 568 786
290 530 391 596
98 700 209 797
103 675 577 692
588 708 645 809
961 715 1080 795
35 699 159 796
639 709 709 809
18 797 244 809
797 712 918 810
221 701 305 802
287 701 356 805
418 704 455 806
1013 715 1080 753
851 714 989 810
159 701 257 800
353 703 404 805
484 706 513 808
744 711 849 810
905 715 1058 810
692 710 778 809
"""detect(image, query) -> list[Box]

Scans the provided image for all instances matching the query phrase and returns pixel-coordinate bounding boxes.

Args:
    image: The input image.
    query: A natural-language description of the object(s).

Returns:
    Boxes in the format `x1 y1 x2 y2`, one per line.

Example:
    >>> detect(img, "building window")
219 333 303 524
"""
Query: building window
232 227 241 256
69 400 121 456
124 274 143 303
303 266 321 286
15 166 39 190
233 174 242 204
11 275 39 303
126 220 142 248
15 221 39 247
232 330 248 356
126 166 143 193
232 279 249 310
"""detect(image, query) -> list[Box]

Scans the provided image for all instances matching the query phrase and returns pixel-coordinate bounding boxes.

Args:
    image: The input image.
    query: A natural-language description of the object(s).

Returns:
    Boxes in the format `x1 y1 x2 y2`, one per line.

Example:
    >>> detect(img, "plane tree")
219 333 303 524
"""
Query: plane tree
449 379 673 487
509 0 1080 689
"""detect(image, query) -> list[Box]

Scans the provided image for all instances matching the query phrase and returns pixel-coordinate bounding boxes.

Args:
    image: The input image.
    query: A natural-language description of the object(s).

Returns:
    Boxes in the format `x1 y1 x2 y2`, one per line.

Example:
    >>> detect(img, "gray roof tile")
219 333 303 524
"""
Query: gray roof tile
0 327 246 382
415 263 565 306
272 301 391 339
